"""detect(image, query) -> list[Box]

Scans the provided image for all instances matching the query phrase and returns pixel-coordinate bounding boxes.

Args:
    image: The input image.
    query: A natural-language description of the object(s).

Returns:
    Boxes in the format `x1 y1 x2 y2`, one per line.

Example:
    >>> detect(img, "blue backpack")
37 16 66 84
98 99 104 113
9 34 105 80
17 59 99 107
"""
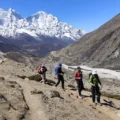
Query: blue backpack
54 66 59 75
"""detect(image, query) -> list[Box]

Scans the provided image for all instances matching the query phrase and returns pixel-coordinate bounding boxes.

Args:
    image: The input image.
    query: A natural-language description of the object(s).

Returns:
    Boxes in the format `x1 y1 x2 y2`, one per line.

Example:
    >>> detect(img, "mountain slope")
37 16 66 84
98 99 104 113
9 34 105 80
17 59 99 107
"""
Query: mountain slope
48 14 120 70
0 35 22 53
0 8 86 56
0 8 85 41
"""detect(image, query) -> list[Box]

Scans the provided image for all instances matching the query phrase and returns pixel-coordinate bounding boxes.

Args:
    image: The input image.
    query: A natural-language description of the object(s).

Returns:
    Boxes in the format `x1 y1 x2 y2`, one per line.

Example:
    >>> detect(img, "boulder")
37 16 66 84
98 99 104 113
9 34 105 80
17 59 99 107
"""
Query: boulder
0 115 6 120
44 91 60 98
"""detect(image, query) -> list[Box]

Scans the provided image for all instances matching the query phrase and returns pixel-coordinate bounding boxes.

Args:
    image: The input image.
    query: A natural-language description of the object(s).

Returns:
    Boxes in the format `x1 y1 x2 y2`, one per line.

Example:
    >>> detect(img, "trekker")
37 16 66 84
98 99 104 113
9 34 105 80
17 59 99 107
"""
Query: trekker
37 64 47 84
55 63 65 90
74 67 84 98
89 71 102 106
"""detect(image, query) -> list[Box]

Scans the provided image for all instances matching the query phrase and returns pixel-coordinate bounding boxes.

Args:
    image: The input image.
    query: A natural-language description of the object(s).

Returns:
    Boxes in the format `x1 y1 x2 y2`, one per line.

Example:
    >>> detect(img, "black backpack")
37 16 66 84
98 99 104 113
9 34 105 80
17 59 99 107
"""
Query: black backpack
42 66 47 73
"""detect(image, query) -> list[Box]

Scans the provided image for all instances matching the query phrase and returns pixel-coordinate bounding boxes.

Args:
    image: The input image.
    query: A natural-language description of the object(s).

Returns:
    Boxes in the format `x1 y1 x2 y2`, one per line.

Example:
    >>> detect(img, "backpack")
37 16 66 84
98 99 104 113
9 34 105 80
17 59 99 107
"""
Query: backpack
90 74 99 86
89 73 92 79
74 70 82 80
54 66 59 75
37 65 42 73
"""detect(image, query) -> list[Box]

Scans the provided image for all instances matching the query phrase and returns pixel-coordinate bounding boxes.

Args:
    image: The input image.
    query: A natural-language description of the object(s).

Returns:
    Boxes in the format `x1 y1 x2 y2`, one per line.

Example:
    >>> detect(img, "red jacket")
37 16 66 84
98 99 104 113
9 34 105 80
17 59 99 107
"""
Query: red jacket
74 71 82 80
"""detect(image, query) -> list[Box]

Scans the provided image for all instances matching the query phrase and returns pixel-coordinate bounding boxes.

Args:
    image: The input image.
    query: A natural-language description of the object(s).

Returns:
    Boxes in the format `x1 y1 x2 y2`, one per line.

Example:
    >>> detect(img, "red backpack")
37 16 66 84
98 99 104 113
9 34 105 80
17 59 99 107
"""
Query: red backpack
37 65 42 73
74 71 82 80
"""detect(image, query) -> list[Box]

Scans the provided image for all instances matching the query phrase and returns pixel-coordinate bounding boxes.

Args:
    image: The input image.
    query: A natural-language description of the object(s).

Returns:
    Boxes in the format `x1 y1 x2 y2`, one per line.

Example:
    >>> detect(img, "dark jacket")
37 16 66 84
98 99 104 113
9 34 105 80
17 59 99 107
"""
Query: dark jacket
57 67 64 76
42 66 47 73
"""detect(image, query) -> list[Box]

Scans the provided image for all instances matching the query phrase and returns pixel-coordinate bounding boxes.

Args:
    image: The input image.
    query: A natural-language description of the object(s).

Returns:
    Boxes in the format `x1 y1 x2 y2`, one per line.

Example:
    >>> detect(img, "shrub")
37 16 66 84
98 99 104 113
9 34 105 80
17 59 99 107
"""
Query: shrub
17 75 26 79
0 77 5 81
103 93 120 100
28 74 42 82
68 84 75 89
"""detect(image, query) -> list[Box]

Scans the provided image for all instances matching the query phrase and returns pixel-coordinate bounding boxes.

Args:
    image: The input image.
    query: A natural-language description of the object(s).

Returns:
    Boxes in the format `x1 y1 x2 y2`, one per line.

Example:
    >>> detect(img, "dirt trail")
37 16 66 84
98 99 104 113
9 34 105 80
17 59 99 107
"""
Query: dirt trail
6 76 48 120
5 75 120 120
69 90 120 120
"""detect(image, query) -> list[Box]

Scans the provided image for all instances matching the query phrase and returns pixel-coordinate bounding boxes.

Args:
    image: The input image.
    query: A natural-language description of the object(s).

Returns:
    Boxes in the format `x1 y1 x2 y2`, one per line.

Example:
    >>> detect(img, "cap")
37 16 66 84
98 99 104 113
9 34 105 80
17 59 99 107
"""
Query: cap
58 63 62 66
92 71 97 75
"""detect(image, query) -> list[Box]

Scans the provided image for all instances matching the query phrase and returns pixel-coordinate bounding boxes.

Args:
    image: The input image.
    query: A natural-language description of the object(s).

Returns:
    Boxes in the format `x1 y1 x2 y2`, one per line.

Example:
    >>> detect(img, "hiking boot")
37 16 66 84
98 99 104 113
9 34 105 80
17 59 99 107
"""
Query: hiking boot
79 96 83 99
98 103 102 106
40 80 44 83
62 89 66 91
93 103 97 106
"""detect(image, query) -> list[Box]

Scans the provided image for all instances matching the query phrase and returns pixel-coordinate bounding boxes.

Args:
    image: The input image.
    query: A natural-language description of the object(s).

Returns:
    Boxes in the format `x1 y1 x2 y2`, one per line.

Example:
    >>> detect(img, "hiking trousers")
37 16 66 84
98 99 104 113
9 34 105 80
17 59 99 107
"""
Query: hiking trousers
76 80 84 96
91 86 101 103
41 72 47 83
55 75 64 89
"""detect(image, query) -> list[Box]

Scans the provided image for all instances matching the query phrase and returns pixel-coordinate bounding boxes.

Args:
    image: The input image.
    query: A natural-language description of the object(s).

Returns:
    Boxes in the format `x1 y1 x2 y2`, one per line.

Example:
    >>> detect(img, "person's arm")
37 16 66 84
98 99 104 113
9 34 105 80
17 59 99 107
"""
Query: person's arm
89 76 94 86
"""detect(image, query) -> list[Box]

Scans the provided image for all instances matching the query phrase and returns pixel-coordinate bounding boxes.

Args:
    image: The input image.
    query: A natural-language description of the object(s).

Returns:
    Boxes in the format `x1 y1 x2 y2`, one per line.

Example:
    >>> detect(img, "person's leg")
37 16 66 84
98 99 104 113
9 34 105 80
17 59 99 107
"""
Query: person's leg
61 77 64 89
76 80 81 96
96 86 101 103
41 73 43 82
79 80 84 95
55 75 60 87
43 72 47 84
91 86 95 103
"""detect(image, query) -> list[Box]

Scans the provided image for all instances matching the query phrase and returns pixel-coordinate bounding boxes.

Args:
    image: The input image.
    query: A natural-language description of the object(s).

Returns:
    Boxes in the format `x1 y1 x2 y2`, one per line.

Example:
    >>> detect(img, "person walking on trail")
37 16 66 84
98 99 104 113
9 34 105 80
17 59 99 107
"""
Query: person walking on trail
89 71 102 106
55 63 65 90
37 64 47 84
74 67 84 99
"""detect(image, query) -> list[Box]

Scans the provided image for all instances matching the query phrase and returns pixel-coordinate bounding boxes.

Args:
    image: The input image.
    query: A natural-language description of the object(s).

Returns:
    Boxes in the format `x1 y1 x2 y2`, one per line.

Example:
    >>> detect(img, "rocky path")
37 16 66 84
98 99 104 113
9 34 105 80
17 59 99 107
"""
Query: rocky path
5 75 120 120
6 76 48 120
69 90 120 120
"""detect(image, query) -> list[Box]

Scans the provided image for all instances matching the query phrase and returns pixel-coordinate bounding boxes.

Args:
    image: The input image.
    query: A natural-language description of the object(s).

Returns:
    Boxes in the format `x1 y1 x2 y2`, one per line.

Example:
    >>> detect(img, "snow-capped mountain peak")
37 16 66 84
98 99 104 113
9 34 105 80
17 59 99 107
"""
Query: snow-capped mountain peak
0 8 22 20
8 8 15 13
0 8 86 41
8 8 22 20
33 11 48 16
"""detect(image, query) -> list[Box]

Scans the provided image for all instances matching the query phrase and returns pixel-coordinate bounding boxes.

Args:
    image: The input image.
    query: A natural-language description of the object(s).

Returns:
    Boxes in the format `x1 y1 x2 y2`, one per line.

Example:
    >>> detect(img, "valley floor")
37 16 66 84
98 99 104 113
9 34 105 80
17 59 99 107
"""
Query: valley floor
3 75 120 120
0 59 120 120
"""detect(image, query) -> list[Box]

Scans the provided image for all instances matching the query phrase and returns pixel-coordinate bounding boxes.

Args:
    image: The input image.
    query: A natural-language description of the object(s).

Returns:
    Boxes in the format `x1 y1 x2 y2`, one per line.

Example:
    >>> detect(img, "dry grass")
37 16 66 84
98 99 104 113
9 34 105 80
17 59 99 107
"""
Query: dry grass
28 74 42 82
68 84 76 89
46 79 56 85
17 75 26 79
102 93 120 100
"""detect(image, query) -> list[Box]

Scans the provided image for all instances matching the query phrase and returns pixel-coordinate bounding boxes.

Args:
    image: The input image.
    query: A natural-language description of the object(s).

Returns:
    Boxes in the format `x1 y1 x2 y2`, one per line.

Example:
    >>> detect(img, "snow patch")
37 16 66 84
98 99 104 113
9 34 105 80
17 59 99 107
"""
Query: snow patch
64 33 71 38
63 64 120 80
112 50 119 58
16 29 38 38
0 51 4 55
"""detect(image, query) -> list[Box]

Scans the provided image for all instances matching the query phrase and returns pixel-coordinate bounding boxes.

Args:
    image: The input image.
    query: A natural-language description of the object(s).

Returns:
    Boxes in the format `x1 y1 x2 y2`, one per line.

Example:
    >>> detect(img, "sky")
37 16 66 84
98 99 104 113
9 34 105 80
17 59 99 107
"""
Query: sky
0 0 120 32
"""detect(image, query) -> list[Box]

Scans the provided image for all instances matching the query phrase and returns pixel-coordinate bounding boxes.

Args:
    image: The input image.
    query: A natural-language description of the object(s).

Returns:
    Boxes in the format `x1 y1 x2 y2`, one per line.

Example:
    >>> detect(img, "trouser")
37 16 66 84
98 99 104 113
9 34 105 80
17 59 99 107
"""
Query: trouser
91 86 101 103
55 75 64 89
41 72 47 83
76 80 84 96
